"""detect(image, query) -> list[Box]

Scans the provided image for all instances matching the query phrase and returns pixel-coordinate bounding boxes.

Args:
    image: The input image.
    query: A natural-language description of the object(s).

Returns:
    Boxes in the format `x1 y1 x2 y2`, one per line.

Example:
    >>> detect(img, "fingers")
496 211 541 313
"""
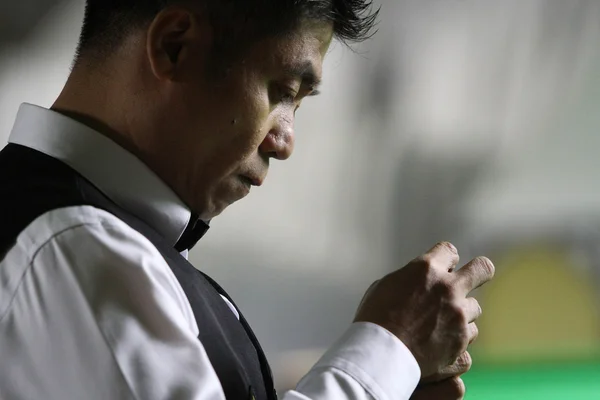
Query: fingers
411 377 466 400
421 352 472 383
454 256 495 295
420 242 460 272
468 322 479 344
462 297 482 323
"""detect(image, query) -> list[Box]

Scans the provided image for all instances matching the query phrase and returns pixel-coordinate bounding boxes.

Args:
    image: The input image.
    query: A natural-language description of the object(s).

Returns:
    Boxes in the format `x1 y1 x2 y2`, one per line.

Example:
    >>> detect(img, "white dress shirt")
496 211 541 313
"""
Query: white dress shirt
0 104 420 400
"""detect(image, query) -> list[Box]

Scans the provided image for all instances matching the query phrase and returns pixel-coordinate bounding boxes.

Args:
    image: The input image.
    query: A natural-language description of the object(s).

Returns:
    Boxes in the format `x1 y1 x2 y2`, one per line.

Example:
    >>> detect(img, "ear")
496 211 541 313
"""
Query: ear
146 6 213 81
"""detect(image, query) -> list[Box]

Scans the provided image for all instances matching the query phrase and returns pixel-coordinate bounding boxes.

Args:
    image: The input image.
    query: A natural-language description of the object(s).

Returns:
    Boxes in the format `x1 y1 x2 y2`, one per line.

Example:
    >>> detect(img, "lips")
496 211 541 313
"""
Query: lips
240 175 264 187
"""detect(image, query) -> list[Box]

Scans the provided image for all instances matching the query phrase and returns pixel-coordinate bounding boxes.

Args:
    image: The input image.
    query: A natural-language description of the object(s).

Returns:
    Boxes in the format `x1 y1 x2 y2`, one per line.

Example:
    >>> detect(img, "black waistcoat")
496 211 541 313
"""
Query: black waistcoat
0 143 276 400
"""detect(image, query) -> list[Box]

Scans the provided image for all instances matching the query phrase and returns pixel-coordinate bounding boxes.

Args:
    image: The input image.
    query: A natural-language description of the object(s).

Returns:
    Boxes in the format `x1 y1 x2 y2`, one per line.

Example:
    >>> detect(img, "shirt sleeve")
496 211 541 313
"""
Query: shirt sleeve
0 206 224 400
282 322 421 400
0 206 420 400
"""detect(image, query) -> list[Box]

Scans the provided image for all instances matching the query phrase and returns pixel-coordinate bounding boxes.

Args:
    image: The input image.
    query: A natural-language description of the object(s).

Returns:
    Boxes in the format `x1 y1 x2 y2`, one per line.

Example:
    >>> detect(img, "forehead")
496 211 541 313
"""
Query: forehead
247 21 334 82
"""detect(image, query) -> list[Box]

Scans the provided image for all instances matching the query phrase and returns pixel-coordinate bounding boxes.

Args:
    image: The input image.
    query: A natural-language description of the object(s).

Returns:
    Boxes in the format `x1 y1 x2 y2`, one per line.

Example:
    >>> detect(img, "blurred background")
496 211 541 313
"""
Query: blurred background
2 0 600 398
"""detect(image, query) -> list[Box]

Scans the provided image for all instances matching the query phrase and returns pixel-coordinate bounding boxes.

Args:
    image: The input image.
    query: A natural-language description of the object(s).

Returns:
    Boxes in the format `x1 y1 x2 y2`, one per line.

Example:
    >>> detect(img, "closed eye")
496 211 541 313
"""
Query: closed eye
279 86 297 104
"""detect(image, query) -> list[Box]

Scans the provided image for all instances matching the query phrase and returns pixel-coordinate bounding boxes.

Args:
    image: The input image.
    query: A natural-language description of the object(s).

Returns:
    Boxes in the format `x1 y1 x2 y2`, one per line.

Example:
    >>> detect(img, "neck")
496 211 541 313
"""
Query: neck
52 62 142 160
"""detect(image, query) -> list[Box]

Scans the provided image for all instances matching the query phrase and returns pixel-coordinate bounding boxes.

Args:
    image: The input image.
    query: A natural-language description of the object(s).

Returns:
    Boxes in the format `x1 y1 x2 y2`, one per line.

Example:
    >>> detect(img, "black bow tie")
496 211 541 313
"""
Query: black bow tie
174 214 210 252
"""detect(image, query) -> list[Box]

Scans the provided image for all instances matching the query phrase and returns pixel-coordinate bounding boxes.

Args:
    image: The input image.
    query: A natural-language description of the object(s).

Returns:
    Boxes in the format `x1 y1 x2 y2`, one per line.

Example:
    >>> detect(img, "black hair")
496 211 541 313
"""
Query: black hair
75 0 379 61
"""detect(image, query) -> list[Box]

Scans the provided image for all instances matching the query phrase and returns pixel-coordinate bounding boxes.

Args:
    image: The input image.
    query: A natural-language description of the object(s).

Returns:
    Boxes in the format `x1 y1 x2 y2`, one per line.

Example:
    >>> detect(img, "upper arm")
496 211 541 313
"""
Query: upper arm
0 206 224 400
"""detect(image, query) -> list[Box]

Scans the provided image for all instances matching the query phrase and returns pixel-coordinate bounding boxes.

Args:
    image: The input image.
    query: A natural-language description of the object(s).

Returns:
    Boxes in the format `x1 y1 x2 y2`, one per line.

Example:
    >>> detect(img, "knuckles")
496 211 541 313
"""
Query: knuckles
430 275 454 298
469 323 479 343
472 298 483 318
448 304 468 327
449 377 466 398
456 352 472 373
439 241 458 255
445 304 470 357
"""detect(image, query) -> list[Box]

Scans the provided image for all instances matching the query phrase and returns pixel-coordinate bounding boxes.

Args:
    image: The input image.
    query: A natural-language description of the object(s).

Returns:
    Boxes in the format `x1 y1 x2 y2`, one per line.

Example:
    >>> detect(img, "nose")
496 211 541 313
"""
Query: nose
259 116 295 161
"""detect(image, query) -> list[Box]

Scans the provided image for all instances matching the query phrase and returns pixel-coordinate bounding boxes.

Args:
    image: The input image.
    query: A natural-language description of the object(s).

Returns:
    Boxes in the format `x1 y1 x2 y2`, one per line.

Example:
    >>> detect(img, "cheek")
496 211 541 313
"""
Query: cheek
228 88 272 154
222 127 267 166
168 70 272 176
240 82 271 127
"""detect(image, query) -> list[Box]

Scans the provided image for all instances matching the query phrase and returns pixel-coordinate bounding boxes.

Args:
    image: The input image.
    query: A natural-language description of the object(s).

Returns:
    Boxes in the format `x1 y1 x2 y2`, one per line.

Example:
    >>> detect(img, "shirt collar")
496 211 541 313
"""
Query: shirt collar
8 103 200 248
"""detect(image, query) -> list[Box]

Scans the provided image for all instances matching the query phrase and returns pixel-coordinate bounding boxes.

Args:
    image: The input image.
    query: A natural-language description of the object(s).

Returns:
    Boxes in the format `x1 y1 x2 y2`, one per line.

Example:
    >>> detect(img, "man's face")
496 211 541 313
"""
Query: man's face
139 12 333 220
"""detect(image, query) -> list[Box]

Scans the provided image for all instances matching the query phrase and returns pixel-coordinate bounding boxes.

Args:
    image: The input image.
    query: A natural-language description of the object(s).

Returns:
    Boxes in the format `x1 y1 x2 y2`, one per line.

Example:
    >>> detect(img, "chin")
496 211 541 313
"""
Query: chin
192 185 245 220
196 200 230 221
187 198 218 221
196 207 222 221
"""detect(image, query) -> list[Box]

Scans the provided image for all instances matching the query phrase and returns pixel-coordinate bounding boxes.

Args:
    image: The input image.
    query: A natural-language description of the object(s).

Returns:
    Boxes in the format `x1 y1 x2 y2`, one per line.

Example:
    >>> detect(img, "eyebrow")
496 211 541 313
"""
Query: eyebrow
283 61 322 96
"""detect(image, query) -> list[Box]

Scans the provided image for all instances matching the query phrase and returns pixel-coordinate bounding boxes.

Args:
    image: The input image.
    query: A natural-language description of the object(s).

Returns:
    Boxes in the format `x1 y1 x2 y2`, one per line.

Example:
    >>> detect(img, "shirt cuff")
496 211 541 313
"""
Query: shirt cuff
311 322 421 400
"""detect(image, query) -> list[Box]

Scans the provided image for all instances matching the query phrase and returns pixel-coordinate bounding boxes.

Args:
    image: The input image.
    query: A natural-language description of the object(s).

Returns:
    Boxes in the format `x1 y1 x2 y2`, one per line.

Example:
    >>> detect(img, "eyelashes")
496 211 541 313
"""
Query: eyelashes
278 86 298 104
268 83 309 114
268 81 299 105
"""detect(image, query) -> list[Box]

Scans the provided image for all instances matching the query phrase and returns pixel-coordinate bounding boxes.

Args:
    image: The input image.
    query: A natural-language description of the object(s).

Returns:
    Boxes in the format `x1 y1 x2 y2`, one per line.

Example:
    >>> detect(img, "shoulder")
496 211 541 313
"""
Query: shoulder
1 205 197 334
13 205 149 259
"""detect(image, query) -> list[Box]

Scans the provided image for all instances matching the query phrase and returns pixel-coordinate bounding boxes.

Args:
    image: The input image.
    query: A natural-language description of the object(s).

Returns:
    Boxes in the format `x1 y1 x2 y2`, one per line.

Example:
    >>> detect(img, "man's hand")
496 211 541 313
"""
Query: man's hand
410 377 466 400
354 242 494 378
420 351 472 384
409 352 471 399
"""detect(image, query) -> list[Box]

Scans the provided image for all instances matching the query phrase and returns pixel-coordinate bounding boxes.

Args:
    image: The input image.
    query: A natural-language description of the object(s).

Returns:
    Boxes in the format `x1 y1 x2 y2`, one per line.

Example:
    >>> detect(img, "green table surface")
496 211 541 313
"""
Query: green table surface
463 361 600 399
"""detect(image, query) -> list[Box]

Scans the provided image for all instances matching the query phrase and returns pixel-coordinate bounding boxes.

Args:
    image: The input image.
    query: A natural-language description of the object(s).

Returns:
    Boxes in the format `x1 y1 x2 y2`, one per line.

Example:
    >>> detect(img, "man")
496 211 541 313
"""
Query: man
0 1 494 399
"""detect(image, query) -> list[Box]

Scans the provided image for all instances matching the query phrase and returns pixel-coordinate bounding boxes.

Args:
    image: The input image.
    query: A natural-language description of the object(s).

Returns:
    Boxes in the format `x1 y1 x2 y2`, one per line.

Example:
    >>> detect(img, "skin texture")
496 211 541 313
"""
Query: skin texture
54 5 332 220
355 242 494 399
52 6 493 399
